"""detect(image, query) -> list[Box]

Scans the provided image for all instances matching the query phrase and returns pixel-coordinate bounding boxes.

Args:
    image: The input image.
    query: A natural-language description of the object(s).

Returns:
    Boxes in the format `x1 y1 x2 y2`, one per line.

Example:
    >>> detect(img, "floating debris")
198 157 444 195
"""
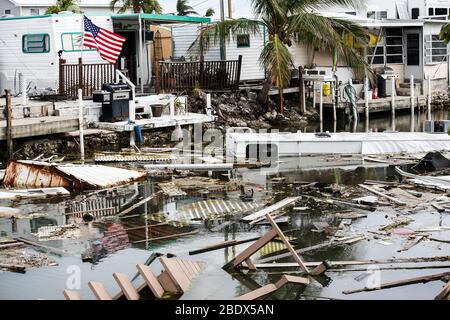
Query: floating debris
34 224 81 241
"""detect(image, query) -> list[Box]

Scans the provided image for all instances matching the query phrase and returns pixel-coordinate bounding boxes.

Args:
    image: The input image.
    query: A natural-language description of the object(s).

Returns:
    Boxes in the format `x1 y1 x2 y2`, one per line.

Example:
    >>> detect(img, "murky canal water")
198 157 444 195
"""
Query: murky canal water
1 160 449 300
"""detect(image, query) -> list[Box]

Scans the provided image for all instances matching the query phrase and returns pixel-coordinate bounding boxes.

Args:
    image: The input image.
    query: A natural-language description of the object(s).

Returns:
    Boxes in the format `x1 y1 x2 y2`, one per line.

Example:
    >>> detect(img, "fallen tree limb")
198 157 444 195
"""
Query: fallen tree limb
0 263 26 273
343 272 450 295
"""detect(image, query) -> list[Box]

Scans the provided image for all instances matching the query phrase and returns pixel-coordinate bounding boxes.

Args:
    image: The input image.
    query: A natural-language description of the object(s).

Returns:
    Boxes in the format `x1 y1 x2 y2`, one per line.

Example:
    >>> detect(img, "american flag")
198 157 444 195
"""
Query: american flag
83 16 126 64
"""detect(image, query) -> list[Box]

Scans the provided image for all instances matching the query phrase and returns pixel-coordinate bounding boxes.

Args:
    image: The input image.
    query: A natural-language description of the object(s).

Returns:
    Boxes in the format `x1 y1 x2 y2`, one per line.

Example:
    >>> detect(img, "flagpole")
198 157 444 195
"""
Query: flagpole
79 13 85 164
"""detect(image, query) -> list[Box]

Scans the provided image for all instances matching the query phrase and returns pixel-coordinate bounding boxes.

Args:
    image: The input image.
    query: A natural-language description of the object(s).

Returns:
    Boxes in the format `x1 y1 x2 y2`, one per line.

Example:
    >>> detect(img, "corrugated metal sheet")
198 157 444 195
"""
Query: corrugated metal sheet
3 160 148 190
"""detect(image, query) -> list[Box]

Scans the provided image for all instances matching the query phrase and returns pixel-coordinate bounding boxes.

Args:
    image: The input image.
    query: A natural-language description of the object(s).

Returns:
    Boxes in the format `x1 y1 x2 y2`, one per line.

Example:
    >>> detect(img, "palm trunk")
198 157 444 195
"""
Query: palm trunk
278 86 284 113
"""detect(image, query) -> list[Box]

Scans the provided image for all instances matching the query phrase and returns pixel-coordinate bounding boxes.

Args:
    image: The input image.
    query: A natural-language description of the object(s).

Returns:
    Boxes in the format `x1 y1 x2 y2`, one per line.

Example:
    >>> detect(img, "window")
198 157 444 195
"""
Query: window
237 34 250 48
435 8 448 16
22 34 50 53
367 11 388 20
61 32 94 52
30 8 39 16
368 45 385 64
429 8 434 16
385 28 403 63
425 34 448 63
4 9 11 15
411 8 420 19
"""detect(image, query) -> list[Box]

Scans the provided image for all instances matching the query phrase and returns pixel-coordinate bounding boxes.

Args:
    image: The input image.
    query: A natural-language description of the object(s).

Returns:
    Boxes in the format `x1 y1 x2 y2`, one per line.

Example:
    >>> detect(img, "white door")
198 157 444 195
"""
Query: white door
404 28 423 81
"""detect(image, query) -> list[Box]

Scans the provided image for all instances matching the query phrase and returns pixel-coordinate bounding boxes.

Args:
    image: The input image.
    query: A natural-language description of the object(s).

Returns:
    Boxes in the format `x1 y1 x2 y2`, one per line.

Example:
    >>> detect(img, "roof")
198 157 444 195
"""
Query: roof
0 12 210 23
111 13 210 24
9 0 116 7
319 11 425 28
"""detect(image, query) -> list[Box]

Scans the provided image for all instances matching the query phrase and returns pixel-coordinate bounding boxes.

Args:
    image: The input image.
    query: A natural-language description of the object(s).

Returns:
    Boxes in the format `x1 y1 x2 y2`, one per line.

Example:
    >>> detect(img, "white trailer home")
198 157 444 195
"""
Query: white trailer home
0 13 113 94
0 13 211 95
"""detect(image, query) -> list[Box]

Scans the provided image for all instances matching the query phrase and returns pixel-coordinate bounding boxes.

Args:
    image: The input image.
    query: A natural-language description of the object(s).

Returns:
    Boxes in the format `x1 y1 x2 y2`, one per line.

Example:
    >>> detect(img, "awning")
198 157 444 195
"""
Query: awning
111 13 211 24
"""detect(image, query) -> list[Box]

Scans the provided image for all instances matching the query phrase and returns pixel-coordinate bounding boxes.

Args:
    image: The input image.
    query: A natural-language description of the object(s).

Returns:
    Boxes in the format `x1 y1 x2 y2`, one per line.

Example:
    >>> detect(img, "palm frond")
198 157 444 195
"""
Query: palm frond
259 34 293 88
188 19 263 54
288 11 371 78
287 0 365 13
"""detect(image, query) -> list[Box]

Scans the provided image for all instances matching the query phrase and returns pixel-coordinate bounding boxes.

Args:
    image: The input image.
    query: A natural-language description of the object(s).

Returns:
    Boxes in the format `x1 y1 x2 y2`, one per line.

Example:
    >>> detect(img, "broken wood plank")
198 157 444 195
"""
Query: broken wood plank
235 283 278 300
88 282 112 300
136 264 164 299
434 280 450 300
157 270 180 294
275 275 310 287
113 273 140 300
159 257 192 293
189 240 237 255
343 272 450 295
132 230 199 244
242 197 300 223
118 192 163 217
358 184 406 205
63 290 81 300
0 263 26 273
0 242 24 250
15 237 67 255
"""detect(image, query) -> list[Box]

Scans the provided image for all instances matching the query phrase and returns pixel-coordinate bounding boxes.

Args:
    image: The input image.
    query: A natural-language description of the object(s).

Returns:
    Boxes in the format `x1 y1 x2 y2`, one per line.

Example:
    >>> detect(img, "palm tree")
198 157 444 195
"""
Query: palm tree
189 0 370 113
110 0 162 14
176 0 198 16
46 0 81 14
205 8 215 17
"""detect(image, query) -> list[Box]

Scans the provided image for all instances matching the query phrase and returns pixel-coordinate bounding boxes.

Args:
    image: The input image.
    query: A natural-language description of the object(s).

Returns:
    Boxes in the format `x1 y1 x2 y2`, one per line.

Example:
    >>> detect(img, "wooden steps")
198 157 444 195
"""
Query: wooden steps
63 256 205 300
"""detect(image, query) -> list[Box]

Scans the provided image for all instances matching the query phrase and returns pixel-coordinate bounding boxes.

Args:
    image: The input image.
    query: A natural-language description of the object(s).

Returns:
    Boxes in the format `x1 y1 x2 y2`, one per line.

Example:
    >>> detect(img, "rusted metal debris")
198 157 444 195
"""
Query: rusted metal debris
2 160 148 190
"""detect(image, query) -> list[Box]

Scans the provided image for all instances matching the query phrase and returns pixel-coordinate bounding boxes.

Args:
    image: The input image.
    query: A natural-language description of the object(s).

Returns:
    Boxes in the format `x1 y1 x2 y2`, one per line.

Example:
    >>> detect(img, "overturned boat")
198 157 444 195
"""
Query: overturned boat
226 128 450 160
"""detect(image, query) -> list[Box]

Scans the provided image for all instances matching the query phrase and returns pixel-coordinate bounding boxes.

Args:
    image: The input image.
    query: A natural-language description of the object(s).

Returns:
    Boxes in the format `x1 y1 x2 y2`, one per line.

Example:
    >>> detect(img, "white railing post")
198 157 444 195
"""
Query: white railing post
78 88 85 164
169 96 175 119
116 70 136 146
391 76 396 131
427 76 432 121
410 75 415 132
319 81 323 132
364 76 369 132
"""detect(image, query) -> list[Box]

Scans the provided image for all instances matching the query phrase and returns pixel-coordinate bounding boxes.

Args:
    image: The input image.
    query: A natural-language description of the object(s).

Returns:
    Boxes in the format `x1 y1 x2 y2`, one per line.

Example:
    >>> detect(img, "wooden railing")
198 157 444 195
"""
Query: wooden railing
156 55 242 93
59 58 116 99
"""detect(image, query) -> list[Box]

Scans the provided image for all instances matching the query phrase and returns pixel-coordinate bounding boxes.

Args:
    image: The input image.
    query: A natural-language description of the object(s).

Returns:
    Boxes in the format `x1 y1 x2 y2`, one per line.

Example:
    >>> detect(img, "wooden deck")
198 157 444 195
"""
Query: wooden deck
0 116 79 141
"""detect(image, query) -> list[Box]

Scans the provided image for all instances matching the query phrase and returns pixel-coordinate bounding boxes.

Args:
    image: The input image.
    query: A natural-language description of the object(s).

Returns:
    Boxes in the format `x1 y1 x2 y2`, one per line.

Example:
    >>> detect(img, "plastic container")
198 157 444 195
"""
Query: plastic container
323 83 331 96
151 104 163 117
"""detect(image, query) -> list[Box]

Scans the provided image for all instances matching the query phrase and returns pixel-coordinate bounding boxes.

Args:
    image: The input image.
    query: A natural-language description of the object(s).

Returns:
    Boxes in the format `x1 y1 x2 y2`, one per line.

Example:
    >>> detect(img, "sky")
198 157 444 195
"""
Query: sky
159 0 255 19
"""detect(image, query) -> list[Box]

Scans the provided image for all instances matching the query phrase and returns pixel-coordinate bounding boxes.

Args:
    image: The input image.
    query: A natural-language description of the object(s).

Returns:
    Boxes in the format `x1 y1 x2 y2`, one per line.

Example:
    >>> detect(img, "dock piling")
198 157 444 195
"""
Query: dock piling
319 81 323 132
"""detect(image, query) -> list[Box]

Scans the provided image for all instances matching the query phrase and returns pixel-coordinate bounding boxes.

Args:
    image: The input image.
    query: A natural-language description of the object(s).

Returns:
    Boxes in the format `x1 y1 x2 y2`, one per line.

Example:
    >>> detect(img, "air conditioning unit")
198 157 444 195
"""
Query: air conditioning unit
424 120 450 134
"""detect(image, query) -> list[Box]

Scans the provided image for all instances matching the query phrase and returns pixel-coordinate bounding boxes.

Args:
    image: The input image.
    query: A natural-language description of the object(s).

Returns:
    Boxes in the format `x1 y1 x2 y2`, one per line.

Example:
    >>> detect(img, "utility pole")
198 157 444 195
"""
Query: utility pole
219 0 226 60
5 89 13 159
228 0 232 18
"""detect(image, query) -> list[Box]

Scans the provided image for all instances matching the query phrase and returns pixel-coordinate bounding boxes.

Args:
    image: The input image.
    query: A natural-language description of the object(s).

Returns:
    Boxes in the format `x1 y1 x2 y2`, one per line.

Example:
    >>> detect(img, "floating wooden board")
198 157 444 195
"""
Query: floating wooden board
242 197 300 223
159 257 205 293
136 264 164 299
113 273 140 300
63 290 81 300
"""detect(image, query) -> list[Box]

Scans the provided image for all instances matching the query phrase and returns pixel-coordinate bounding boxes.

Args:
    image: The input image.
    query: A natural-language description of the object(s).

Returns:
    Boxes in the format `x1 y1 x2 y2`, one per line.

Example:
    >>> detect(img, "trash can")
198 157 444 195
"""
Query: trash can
323 83 331 96
377 75 387 98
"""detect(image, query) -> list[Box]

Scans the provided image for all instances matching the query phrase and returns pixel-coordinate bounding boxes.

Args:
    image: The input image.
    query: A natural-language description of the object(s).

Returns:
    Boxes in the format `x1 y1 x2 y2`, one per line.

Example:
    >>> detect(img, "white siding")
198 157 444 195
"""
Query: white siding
225 28 266 81
0 0 19 16
171 23 220 61
0 15 112 93
289 41 312 68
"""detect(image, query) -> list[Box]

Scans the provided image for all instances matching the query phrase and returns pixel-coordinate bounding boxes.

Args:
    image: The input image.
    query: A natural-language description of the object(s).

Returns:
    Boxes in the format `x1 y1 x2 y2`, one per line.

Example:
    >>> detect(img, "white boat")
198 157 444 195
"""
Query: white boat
226 128 450 160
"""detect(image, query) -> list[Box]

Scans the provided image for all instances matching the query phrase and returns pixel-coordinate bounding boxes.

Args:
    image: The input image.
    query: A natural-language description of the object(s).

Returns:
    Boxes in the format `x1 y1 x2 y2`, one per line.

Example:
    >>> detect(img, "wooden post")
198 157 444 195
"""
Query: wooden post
155 61 161 94
427 76 432 121
332 81 337 123
235 55 243 90
391 76 396 131
5 89 13 159
319 81 323 132
298 66 305 114
78 57 83 96
410 75 415 132
59 58 66 96
364 76 369 132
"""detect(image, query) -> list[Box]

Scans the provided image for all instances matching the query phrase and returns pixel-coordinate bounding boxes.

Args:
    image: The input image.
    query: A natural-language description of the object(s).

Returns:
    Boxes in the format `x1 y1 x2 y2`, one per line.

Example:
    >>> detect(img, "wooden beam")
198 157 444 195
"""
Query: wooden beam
118 192 162 217
235 283 278 300
435 280 450 300
189 236 262 255
5 89 13 159
88 282 112 300
358 184 406 205
136 264 165 299
343 272 450 295
242 197 300 223
266 214 309 274
113 273 140 300
63 290 81 300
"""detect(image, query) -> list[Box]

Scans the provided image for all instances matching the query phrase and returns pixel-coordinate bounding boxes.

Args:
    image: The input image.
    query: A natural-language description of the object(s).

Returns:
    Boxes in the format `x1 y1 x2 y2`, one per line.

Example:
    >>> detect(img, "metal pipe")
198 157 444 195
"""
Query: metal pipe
228 0 232 18
138 16 144 93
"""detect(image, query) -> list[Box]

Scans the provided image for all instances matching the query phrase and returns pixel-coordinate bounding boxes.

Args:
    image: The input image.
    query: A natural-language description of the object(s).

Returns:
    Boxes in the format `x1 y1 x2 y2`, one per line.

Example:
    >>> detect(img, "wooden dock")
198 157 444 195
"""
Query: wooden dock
329 96 428 115
0 116 79 141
